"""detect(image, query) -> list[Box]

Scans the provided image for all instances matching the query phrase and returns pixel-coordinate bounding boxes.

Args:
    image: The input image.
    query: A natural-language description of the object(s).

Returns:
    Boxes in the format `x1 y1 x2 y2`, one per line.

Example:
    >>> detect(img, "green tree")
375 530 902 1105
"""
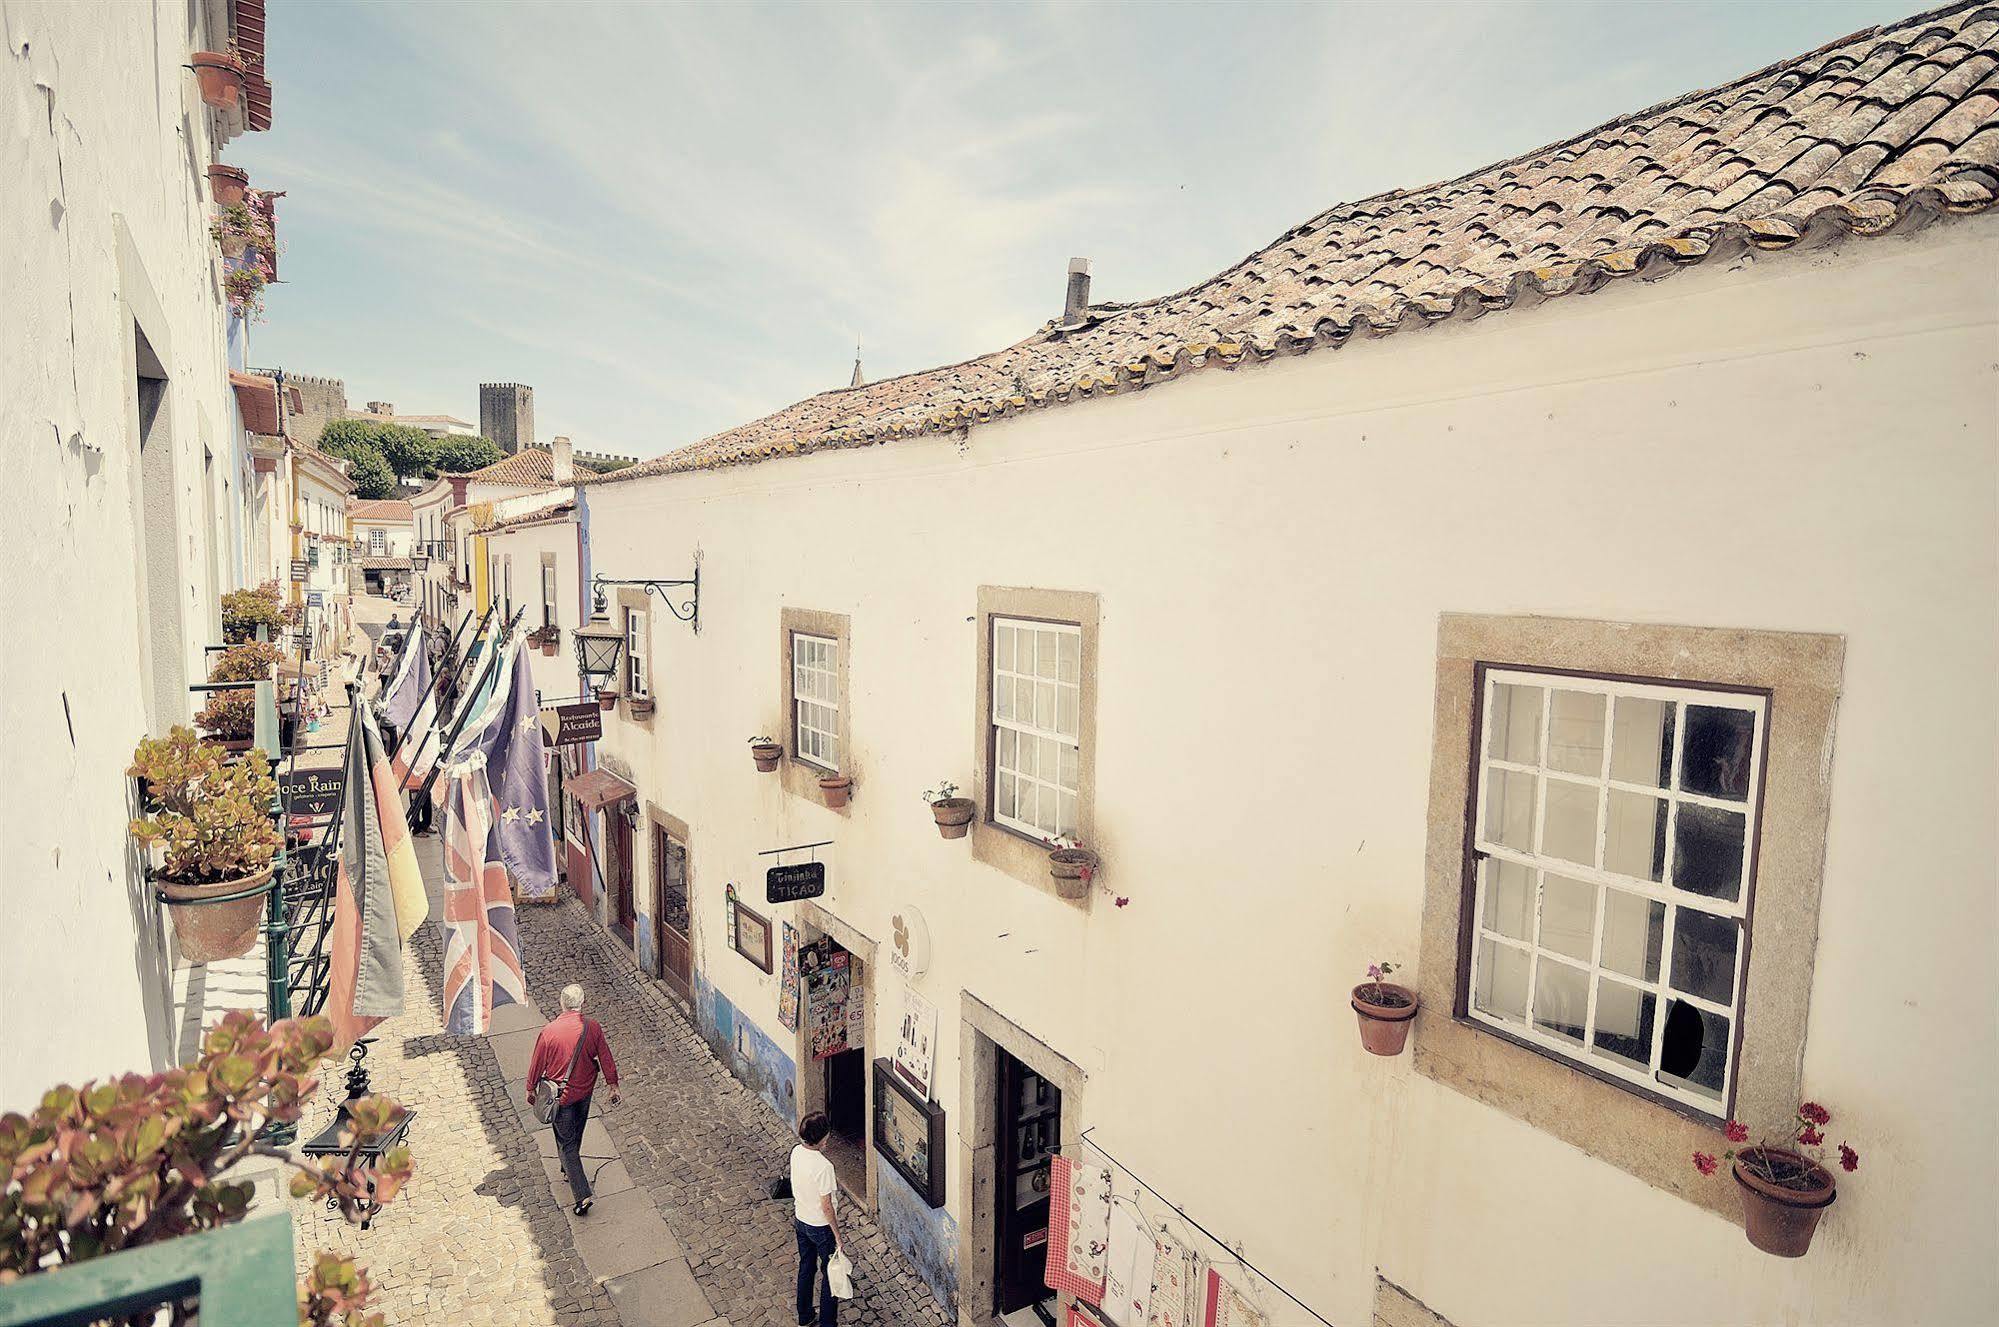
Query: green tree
316 417 381 457
344 444 397 499
375 424 438 480
578 455 633 474
432 433 503 474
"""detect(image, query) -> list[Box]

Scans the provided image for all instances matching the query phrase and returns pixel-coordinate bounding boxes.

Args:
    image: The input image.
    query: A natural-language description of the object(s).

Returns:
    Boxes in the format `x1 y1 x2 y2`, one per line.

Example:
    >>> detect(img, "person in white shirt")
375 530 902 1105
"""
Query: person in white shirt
790 1112 843 1327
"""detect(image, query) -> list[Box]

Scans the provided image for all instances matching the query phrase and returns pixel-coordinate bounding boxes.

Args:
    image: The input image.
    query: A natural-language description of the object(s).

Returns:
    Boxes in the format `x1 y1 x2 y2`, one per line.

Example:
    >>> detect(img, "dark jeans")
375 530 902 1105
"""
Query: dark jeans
552 1096 592 1204
794 1219 837 1327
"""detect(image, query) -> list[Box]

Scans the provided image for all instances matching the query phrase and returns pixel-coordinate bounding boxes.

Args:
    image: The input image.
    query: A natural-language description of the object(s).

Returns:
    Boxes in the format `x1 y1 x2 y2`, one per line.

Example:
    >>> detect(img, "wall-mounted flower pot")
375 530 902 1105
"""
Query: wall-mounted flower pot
190 51 244 110
159 865 274 964
818 775 852 809
539 639 558 658
1351 982 1420 1055
598 692 619 713
929 797 975 840
217 229 249 258
1733 1148 1836 1257
207 164 250 207
627 697 654 719
750 741 783 772
1047 848 1098 901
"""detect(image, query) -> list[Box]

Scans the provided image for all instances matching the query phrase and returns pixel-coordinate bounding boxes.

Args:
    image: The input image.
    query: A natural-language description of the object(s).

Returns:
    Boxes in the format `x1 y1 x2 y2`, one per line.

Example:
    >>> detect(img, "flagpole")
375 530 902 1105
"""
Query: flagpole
409 606 525 816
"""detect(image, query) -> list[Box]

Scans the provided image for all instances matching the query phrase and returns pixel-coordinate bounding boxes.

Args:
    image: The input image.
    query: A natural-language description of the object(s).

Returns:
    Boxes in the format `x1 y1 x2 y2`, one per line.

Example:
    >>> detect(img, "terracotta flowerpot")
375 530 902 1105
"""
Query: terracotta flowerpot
929 797 975 839
207 163 249 207
627 697 654 719
206 734 254 754
1733 1148 1836 1257
160 865 274 964
750 742 782 772
598 693 618 712
818 775 852 809
540 639 558 658
190 51 244 110
218 229 248 258
1351 982 1420 1056
1047 848 1099 900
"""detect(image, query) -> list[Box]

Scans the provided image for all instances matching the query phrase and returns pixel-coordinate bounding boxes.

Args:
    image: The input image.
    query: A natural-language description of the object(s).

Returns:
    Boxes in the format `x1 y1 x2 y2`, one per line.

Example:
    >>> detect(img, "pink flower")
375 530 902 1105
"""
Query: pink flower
1798 1125 1825 1147
1113 896 1129 908
1838 1144 1860 1173
1798 1102 1831 1126
1693 1152 1719 1177
1367 964 1383 983
1725 1120 1749 1143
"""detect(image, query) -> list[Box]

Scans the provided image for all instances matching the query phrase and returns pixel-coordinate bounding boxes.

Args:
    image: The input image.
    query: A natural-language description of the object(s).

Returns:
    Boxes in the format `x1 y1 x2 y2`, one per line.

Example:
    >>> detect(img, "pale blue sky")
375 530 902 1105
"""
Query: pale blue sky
236 0 1918 460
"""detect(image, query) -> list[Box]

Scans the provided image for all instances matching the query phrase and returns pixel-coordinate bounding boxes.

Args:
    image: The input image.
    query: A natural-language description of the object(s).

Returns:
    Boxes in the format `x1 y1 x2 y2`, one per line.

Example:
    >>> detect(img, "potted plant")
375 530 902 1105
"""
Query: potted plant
1043 834 1100 901
128 726 282 963
189 50 244 109
598 686 620 712
1693 1104 1860 1257
922 780 975 839
224 265 267 319
208 202 272 260
206 163 250 207
1351 960 1420 1056
749 735 782 772
627 695 655 719
221 581 288 643
818 772 853 809
195 687 258 753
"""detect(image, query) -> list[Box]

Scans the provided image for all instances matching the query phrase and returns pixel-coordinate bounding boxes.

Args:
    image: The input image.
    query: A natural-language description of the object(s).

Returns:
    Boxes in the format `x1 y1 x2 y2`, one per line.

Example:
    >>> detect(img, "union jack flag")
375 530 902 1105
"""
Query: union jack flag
440 754 528 1035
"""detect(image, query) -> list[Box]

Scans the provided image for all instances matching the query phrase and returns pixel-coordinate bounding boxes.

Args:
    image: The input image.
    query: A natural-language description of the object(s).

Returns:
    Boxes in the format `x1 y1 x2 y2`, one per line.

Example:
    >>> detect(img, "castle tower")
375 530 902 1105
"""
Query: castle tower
479 382 535 454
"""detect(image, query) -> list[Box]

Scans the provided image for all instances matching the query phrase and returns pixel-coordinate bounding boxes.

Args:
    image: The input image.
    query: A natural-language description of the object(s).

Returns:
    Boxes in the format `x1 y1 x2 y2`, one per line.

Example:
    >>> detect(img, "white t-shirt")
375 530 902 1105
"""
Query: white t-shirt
791 1143 837 1226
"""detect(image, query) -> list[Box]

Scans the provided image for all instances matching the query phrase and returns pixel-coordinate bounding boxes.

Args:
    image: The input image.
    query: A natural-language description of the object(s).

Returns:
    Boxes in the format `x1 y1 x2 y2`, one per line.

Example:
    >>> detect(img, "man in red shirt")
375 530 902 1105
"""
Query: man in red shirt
526 983 621 1215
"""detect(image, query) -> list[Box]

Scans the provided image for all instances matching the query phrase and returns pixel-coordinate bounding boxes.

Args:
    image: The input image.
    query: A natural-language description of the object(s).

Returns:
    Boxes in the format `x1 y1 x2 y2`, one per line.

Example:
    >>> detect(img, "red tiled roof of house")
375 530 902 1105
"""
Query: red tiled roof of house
457 446 557 489
349 499 413 521
596 1 1999 484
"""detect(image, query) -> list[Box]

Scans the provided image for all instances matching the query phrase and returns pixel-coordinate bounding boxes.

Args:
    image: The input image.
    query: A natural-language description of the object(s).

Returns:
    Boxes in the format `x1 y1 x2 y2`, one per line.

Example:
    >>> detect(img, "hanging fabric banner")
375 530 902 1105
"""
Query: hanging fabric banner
1044 1154 1111 1304
1145 1231 1200 1327
1202 1267 1270 1327
778 921 801 1032
1102 1204 1152 1327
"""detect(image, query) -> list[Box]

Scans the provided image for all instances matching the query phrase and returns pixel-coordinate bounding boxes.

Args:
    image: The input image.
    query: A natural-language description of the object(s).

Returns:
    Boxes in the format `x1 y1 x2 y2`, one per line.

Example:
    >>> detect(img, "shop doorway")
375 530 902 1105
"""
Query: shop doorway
793 902 878 1210
652 824 692 1005
606 812 635 946
994 1047 1060 1319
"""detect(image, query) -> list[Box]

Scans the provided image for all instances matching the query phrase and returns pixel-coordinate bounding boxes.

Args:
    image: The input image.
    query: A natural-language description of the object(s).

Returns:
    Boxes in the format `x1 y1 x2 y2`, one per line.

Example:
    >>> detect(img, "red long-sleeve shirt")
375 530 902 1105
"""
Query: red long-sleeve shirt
526 1011 619 1106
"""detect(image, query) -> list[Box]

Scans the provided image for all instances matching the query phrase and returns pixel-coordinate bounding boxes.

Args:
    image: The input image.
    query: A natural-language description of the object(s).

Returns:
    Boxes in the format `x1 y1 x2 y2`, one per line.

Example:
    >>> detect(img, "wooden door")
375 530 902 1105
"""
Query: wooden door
995 1049 1060 1315
610 814 635 944
653 825 692 1003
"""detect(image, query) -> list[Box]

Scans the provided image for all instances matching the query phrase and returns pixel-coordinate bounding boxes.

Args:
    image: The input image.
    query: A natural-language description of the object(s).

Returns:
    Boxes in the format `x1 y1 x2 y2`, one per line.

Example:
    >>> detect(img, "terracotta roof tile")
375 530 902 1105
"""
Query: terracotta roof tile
348 499 413 521
456 447 556 488
596 1 1999 486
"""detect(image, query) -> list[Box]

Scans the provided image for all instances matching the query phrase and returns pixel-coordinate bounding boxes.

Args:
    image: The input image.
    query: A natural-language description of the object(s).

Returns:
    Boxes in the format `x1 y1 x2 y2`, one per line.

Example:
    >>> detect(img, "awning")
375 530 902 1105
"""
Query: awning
568 767 636 811
230 371 281 436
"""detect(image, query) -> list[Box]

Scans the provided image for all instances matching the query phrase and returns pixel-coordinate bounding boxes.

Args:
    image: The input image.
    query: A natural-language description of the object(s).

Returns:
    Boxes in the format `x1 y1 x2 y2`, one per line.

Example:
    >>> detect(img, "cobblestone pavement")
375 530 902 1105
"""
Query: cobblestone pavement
516 898 956 1327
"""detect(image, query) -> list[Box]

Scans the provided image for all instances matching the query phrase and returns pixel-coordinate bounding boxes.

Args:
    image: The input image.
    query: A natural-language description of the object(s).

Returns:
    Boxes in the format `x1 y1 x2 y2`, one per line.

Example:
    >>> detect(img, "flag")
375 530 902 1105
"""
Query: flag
463 645 558 901
363 708 429 942
325 709 414 1051
383 625 440 787
440 754 527 1035
380 622 426 726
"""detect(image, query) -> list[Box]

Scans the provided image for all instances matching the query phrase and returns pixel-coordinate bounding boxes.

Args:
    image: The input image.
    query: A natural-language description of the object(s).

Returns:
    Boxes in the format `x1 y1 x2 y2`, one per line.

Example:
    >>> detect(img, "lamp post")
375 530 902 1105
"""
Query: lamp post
571 601 625 697
300 1038 414 1231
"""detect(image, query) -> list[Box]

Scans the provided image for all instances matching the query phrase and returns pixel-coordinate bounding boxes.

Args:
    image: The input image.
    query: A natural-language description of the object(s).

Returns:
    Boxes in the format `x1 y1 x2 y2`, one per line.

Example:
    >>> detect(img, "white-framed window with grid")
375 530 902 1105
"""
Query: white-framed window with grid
790 632 840 771
990 617 1081 840
1468 667 1767 1116
541 563 558 630
625 605 648 698
369 527 385 555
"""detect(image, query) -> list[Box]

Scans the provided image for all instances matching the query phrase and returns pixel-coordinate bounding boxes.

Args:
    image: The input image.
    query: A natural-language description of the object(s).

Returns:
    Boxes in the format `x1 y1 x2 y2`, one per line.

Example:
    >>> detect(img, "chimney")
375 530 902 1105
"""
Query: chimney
1063 257 1091 325
552 435 574 485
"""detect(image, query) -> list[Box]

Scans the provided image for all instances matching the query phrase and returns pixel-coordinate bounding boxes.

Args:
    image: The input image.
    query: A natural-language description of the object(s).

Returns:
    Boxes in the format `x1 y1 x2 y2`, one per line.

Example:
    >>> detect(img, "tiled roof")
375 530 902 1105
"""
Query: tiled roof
456 447 556 488
229 371 281 436
488 500 576 532
356 555 412 571
598 2 1999 484
349 499 413 521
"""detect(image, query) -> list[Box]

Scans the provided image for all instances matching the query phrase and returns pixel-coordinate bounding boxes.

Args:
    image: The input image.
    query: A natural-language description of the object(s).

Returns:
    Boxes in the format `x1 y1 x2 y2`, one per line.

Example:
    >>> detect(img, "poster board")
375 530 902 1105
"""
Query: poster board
891 984 938 1098
872 1056 946 1207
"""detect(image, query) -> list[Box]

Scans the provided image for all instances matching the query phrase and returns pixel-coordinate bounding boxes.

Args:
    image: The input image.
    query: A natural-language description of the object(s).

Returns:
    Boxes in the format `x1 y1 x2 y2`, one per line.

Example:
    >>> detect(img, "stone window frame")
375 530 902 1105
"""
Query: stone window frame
778 607 852 810
1415 613 1843 1219
539 552 559 632
969 587 1100 901
615 586 653 722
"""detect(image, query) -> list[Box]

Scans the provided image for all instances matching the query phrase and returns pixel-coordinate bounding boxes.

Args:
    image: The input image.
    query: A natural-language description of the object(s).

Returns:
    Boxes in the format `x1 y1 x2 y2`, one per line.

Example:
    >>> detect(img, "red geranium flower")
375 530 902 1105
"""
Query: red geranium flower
1725 1120 1749 1143
1838 1144 1860 1173
1799 1102 1831 1126
1798 1125 1825 1147
1693 1152 1719 1177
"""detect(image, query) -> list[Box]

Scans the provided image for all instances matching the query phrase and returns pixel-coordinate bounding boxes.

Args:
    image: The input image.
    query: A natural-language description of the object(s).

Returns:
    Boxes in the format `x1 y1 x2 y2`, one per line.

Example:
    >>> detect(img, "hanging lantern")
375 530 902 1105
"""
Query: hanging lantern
571 593 625 688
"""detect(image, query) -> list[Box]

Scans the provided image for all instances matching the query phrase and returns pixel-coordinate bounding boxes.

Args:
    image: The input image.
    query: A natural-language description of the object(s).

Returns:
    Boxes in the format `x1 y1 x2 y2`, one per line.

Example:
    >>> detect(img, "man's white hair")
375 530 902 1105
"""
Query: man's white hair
560 984 586 1011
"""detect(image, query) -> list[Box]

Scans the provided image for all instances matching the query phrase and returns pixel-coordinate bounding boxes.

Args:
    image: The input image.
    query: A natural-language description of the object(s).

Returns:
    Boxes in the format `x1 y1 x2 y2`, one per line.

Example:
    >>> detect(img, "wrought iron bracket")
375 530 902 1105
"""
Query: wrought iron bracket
592 566 700 633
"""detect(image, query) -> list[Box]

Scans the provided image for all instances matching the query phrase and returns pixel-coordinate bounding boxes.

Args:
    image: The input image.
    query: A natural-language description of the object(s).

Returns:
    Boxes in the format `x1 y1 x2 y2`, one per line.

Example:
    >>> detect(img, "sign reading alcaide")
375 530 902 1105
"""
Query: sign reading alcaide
539 702 602 747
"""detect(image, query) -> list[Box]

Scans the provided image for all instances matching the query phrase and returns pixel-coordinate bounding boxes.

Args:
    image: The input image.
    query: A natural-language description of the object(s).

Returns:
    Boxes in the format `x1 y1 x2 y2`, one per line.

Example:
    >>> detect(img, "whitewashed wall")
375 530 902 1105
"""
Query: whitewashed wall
584 219 1998 1326
484 515 585 706
1 2 247 1105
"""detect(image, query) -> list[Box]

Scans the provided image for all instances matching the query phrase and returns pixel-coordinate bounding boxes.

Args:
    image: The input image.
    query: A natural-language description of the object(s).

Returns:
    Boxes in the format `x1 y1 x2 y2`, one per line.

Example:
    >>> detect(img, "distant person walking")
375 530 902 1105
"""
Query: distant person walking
525 984 620 1216
791 1112 844 1327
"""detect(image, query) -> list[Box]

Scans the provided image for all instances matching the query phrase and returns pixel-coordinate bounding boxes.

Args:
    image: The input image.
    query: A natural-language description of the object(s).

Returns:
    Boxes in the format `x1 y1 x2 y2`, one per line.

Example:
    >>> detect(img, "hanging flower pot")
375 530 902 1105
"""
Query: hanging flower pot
128 727 281 965
1046 843 1099 901
598 689 619 712
924 783 975 840
627 696 654 719
749 737 782 772
1731 1148 1837 1257
207 164 250 207
190 51 244 110
540 638 559 658
159 866 275 963
818 774 853 809
1351 963 1420 1056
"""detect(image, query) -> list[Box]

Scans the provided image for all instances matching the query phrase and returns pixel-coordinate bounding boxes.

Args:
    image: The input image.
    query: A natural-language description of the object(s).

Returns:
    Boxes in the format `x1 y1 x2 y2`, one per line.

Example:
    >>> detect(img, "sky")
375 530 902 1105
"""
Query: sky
235 0 1921 461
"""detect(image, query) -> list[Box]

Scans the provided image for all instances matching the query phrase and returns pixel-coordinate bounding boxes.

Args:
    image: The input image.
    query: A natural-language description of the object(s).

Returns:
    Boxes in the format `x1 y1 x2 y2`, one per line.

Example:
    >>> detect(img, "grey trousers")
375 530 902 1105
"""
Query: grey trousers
552 1095 592 1203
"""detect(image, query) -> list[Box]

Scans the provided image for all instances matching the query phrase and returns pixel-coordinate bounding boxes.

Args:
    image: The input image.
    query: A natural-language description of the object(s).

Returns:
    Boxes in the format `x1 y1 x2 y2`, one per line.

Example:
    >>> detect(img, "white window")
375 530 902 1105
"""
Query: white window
625 605 648 698
369 527 385 555
541 563 558 630
1468 669 1767 1115
790 632 840 771
990 617 1081 840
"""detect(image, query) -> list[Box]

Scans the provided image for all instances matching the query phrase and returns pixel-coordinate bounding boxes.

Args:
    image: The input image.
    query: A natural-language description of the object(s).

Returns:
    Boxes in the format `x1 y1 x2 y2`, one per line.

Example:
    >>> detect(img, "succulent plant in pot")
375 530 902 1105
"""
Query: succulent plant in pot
817 771 853 809
221 581 288 643
1693 1103 1861 1257
749 735 782 772
922 780 974 839
1043 834 1102 902
1351 960 1420 1056
195 687 258 752
128 726 281 963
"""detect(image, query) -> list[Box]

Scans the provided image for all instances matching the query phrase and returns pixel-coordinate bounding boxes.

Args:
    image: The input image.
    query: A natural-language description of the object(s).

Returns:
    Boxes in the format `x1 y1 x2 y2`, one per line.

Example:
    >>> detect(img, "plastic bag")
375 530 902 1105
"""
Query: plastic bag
826 1249 855 1300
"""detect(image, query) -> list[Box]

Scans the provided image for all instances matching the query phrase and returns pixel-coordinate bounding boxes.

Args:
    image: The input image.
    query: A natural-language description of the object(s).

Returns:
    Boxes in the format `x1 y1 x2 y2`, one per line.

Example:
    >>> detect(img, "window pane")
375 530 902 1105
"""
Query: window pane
1481 858 1532 940
1058 791 1077 836
1599 888 1664 982
996 625 1015 673
1016 677 1034 721
1539 874 1596 961
1591 978 1656 1072
1603 789 1667 881
1483 768 1535 851
1546 689 1605 776
1474 939 1529 1024
1673 803 1746 902
995 676 1013 720
1057 687 1078 738
1681 705 1756 801
1057 743 1079 792
996 772 1016 819
1540 778 1598 866
1669 909 1739 1006
998 727 1016 769
1036 631 1058 679
1036 681 1056 730
1059 632 1080 684
1658 1000 1730 1101
1487 683 1542 764
1533 960 1587 1045
1609 697 1675 788
1015 735 1037 778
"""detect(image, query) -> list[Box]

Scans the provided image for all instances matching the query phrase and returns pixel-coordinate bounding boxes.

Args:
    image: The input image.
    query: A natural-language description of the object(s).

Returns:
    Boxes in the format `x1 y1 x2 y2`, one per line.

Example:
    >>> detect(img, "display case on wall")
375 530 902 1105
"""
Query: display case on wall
872 1057 946 1207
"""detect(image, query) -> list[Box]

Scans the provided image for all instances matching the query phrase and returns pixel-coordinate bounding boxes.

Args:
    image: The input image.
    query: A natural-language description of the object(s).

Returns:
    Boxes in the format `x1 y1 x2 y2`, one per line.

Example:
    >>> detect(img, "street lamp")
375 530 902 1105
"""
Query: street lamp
410 552 430 573
571 599 625 690
300 1038 415 1231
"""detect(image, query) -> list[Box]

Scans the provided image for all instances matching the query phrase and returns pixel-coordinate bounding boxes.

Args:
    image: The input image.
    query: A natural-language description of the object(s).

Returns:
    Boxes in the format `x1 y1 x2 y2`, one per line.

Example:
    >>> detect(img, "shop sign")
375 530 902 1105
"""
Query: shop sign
766 860 825 904
306 591 324 608
290 559 308 581
539 701 602 747
892 985 938 1100
278 767 344 819
888 904 930 980
872 1057 946 1208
